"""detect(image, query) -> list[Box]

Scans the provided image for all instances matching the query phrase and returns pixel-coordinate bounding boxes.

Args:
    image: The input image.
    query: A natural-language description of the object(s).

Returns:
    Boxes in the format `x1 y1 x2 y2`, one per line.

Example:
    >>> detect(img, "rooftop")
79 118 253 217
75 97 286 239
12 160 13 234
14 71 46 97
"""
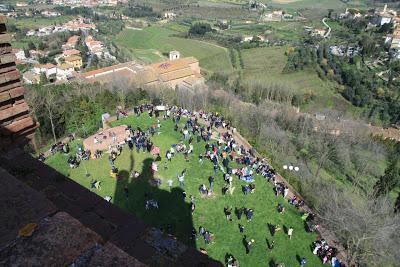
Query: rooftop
34 63 56 69
149 57 198 74
58 63 74 70
63 49 81 57
65 55 82 62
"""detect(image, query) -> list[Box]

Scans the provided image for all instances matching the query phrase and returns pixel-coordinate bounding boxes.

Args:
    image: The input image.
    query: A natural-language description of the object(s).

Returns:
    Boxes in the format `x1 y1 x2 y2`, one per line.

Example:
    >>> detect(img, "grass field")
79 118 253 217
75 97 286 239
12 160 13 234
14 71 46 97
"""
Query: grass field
113 26 233 72
44 114 323 266
240 46 361 115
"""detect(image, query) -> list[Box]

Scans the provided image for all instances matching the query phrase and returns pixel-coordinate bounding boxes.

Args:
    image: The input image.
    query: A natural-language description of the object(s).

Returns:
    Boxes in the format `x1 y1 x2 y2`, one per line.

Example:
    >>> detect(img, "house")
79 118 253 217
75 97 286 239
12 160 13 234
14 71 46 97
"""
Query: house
85 36 105 57
23 71 41 84
340 8 363 20
64 17 96 32
16 2 28 7
56 63 74 81
242 35 254 42
29 50 48 60
77 54 204 90
169 51 180 61
377 4 397 26
312 28 327 37
41 10 61 17
147 56 202 88
37 26 54 36
163 12 176 19
62 35 80 50
241 35 265 42
64 55 83 69
13 49 26 61
26 30 36 36
63 49 81 58
33 63 57 79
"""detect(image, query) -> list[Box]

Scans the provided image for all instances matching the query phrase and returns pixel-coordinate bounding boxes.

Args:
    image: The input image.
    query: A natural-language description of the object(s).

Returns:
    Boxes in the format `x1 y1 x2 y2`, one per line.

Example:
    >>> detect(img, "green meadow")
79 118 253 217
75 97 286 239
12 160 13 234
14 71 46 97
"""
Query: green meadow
113 25 233 73
44 114 323 266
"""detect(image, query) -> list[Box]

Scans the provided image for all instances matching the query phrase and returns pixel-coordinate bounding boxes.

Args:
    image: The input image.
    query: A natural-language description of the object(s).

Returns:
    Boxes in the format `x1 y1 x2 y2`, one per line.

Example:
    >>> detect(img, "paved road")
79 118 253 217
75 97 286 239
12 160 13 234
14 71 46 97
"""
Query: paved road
322 17 332 38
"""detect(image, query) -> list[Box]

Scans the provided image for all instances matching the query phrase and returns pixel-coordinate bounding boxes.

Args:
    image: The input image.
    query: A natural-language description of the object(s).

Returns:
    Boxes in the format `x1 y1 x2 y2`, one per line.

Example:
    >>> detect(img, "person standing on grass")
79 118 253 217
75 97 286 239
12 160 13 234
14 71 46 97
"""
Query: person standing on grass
245 237 254 254
199 226 205 236
284 186 289 198
239 224 245 233
204 231 211 244
199 153 203 164
124 185 129 199
183 128 189 140
288 227 293 240
191 228 198 240
167 179 173 190
224 206 232 221
208 176 214 191
190 201 196 214
166 150 172 161
300 257 307 267
268 240 275 251
246 209 254 222
178 170 186 187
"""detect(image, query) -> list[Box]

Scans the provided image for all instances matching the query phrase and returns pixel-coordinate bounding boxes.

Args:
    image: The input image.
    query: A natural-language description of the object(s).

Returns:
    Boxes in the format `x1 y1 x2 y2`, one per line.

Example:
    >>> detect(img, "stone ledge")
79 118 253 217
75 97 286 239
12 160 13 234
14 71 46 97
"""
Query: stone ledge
0 167 57 248
0 212 103 266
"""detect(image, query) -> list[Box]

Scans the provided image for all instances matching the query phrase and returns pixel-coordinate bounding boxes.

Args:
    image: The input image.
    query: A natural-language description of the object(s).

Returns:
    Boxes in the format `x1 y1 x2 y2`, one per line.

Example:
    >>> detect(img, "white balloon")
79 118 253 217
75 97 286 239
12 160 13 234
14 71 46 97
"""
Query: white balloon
294 167 300 171
289 166 294 171
283 165 288 170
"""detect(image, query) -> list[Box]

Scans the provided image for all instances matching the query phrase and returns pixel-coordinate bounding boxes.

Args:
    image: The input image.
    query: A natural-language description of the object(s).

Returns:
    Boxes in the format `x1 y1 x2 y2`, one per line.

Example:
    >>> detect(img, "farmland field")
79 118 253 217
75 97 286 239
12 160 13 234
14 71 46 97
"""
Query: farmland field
240 46 360 114
113 26 233 73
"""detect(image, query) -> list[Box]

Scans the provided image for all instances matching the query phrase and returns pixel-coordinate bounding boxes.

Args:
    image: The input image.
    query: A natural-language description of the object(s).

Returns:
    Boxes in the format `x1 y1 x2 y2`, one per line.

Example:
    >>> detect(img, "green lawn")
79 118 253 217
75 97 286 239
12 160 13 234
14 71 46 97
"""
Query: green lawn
44 113 323 266
113 26 233 72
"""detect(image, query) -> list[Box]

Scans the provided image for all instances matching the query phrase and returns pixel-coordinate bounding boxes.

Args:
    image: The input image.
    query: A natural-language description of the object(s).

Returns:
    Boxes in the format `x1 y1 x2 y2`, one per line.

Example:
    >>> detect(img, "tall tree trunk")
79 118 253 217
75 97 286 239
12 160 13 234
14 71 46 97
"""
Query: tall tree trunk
46 105 56 143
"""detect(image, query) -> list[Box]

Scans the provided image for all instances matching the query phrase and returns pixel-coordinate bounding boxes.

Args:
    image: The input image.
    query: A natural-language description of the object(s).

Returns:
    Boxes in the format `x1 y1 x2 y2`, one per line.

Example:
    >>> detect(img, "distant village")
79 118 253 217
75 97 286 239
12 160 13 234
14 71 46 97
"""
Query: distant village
301 4 400 61
15 16 115 85
1 0 127 12
26 17 96 37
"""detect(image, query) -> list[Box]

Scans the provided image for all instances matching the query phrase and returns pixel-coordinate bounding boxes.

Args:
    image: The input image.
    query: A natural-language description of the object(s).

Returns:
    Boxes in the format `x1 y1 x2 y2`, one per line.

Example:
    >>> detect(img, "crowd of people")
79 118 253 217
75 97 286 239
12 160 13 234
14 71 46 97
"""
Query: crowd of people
43 103 342 267
312 238 341 266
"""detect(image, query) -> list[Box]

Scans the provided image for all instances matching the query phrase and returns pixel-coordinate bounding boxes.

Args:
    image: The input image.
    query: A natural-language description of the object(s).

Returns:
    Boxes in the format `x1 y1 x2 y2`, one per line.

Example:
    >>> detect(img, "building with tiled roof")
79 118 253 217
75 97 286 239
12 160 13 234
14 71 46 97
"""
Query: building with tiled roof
63 35 80 50
63 49 81 57
65 55 82 69
33 63 57 79
77 54 204 90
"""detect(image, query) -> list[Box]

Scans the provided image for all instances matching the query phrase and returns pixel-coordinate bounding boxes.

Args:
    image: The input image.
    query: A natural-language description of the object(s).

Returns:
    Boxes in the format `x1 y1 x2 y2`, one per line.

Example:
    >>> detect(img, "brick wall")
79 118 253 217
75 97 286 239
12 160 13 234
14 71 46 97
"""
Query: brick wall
0 15 38 150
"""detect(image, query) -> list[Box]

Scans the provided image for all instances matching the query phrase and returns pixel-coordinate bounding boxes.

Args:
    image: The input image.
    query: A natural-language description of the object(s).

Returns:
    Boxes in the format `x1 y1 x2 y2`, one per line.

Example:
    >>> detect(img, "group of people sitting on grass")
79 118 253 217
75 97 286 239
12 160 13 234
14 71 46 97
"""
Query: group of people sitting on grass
38 134 76 162
312 237 341 266
242 183 256 195
67 146 91 168
197 226 215 245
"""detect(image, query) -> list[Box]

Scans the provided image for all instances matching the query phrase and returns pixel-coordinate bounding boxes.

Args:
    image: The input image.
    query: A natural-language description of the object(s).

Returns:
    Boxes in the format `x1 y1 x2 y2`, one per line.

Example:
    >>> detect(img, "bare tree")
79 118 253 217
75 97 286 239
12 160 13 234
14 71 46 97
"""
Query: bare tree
108 75 137 110
40 87 59 143
314 184 400 266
